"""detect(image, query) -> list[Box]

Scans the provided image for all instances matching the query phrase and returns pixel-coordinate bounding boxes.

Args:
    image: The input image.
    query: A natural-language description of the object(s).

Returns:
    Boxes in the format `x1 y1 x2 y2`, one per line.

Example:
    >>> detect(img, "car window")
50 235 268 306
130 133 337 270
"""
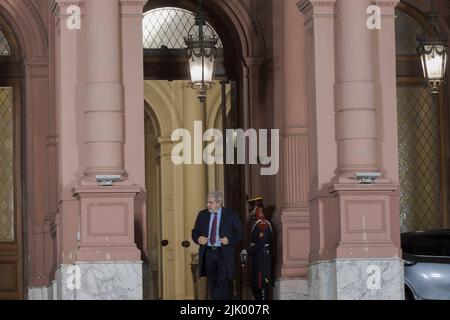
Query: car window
404 234 450 256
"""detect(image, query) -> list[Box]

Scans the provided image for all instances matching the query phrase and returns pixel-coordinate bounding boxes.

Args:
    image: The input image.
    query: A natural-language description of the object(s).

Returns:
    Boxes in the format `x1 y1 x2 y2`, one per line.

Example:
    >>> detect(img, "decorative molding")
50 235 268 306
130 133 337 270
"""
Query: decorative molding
157 136 173 145
1 0 48 57
283 135 309 205
23 0 48 51
283 126 309 137
120 0 147 17
298 0 337 13
87 203 128 236
372 0 400 7
49 1 85 16
119 0 147 6
243 56 264 80
286 227 309 263
244 56 264 68
236 0 265 53
345 201 386 233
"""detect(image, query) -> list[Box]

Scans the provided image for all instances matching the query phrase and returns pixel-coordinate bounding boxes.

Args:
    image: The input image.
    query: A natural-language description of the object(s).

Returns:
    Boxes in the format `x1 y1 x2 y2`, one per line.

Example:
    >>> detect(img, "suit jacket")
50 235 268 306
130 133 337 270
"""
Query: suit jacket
192 207 243 279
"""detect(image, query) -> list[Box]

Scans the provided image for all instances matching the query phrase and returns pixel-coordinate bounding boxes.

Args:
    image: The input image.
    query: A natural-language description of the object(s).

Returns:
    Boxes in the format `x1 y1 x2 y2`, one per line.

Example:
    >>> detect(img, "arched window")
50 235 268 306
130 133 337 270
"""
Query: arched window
0 14 27 300
143 7 223 49
0 27 14 242
395 9 424 55
0 30 11 56
395 5 448 232
142 6 227 81
0 86 13 241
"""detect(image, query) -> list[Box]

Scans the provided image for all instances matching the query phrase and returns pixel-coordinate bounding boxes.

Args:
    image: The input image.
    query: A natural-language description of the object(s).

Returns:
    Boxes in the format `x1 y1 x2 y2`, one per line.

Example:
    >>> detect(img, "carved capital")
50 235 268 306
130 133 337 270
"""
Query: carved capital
120 0 147 16
49 0 84 16
372 0 400 7
298 0 336 14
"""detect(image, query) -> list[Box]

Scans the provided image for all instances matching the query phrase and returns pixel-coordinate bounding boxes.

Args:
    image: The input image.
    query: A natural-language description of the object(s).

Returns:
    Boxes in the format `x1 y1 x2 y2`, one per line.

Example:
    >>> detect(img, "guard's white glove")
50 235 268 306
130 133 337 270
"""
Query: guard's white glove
240 249 247 256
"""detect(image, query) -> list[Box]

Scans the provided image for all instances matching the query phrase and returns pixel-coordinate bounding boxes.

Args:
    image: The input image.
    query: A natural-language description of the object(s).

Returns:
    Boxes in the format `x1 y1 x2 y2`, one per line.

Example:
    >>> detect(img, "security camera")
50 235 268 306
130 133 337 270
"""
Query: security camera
95 175 121 186
355 172 381 184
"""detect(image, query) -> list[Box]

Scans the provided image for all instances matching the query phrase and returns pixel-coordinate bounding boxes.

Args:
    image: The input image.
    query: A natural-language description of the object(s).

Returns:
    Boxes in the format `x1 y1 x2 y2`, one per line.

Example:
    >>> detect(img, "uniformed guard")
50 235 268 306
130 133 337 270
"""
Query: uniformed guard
240 196 272 300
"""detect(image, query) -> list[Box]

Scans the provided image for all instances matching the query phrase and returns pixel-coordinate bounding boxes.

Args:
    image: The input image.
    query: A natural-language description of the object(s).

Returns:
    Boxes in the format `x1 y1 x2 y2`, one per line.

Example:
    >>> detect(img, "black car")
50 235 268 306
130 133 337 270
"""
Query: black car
401 230 450 300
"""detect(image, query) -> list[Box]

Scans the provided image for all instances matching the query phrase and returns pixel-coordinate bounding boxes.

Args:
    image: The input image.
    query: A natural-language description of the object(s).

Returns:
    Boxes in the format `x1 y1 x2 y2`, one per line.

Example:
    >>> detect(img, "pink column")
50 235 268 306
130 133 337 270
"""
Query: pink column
120 0 147 262
83 0 125 178
243 56 264 199
375 0 401 186
272 0 310 299
51 0 84 267
301 0 403 299
375 0 402 252
27 56 54 288
334 0 378 181
332 0 399 258
73 0 141 262
298 0 337 263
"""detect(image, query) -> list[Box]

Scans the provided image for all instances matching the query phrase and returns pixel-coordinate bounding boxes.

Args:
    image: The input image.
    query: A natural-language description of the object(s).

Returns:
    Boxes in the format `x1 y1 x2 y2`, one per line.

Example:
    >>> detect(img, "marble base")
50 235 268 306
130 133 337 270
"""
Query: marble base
27 281 57 300
28 287 49 300
55 262 143 300
308 259 404 300
273 278 308 300
308 261 335 299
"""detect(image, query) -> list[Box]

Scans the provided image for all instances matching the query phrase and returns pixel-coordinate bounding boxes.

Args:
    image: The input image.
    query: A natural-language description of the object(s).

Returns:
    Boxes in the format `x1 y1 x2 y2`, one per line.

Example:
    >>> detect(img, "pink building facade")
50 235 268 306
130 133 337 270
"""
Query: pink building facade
0 0 449 300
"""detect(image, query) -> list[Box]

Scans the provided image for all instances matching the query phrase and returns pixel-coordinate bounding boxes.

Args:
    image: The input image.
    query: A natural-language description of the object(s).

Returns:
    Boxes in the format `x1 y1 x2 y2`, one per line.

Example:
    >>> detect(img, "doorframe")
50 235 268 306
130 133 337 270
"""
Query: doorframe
0 77 24 300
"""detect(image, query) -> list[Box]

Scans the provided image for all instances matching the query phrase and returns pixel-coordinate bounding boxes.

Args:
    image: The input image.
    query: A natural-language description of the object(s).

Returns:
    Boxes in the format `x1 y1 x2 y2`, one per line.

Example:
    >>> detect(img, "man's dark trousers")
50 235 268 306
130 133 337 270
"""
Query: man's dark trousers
205 247 229 300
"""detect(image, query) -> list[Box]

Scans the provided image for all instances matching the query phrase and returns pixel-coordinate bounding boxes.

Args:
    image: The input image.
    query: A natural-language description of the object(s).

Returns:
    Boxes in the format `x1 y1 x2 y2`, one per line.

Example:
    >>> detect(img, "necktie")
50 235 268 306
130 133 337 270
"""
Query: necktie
210 213 218 245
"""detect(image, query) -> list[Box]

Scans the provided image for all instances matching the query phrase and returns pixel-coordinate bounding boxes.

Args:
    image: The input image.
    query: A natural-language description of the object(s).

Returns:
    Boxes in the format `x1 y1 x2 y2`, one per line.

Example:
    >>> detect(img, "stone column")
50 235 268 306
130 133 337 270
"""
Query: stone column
298 0 338 300
243 57 264 198
183 85 207 299
120 0 148 276
301 0 403 300
334 0 379 181
374 0 401 189
60 0 142 300
51 0 85 300
272 0 310 300
82 0 125 178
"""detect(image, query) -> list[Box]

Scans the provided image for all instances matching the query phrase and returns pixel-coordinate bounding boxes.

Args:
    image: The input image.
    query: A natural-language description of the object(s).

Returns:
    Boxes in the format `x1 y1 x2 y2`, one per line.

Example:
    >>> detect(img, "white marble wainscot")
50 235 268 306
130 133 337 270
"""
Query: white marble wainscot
308 261 336 300
49 280 58 300
56 261 143 300
27 280 57 300
335 258 404 300
28 287 49 300
273 278 309 300
308 258 404 300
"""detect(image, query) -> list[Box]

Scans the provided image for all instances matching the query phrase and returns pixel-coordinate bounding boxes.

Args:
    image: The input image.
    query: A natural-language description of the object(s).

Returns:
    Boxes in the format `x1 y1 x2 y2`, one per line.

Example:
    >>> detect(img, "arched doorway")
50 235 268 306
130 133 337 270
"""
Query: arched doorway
0 15 23 300
395 2 450 232
0 2 51 300
142 3 247 299
143 80 232 299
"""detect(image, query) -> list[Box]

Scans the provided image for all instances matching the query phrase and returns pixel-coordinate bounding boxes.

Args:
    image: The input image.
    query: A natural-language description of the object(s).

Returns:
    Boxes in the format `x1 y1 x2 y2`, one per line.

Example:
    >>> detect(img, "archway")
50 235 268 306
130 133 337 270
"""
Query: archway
141 0 265 300
395 1 450 232
0 14 23 300
0 0 51 300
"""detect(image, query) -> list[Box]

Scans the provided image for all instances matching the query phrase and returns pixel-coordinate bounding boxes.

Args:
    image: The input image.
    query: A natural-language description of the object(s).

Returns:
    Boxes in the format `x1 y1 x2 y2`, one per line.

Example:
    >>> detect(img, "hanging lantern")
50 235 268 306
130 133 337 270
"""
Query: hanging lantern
417 2 448 95
184 1 218 103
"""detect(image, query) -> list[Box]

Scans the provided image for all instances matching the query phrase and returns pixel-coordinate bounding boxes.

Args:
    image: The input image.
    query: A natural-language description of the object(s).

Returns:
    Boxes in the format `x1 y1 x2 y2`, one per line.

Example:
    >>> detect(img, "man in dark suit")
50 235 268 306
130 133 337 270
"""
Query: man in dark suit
192 191 243 300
